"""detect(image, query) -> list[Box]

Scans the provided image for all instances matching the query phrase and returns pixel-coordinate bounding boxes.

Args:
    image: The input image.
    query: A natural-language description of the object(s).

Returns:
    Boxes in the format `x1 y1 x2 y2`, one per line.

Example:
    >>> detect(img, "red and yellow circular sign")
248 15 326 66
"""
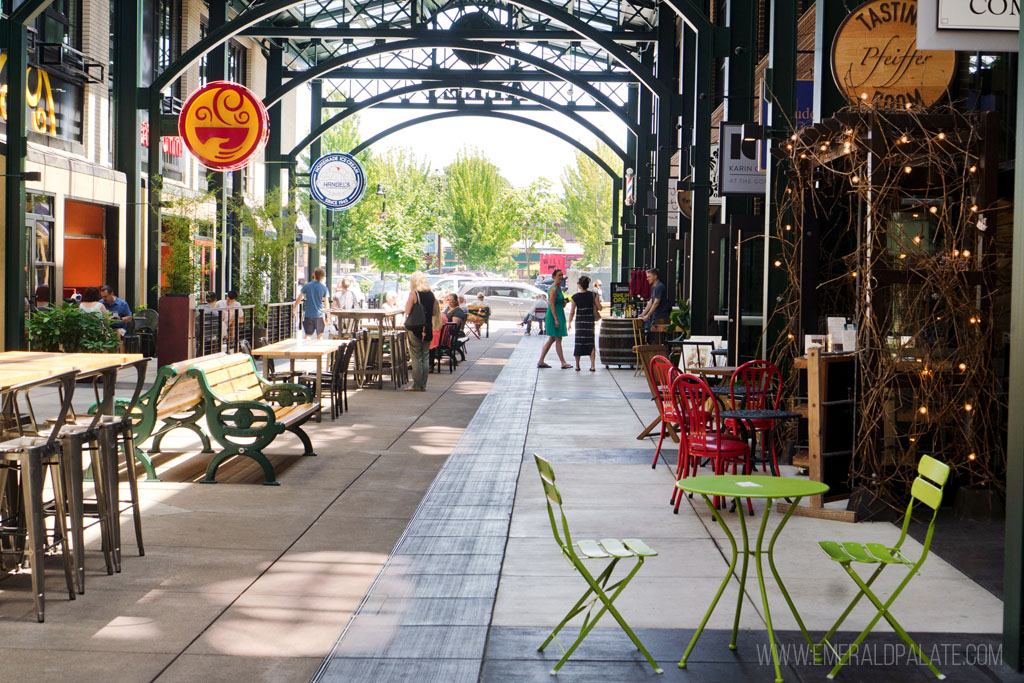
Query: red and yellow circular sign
178 81 269 171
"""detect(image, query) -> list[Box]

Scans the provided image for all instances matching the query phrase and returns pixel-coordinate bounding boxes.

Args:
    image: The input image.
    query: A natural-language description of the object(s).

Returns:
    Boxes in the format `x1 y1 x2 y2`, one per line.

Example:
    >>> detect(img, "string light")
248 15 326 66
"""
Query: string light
899 135 909 144
904 166 912 174
963 250 971 258
800 153 807 159
785 224 792 231
953 249 960 257
970 204 978 212
851 175 860 184
959 363 967 371
913 235 922 244
919 406 928 415
969 452 977 460
786 144 793 150
937 132 946 140
773 260 782 267
787 333 795 340
861 92 869 100
905 102 913 110
929 206 938 214
964 403 973 412
899 253 907 259
845 128 854 135
969 165 977 173
969 316 979 324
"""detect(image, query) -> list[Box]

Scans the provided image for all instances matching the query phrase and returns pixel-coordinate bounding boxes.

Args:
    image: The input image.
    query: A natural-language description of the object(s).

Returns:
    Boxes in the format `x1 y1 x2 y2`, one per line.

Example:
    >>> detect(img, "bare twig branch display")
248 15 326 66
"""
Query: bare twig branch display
768 104 1003 508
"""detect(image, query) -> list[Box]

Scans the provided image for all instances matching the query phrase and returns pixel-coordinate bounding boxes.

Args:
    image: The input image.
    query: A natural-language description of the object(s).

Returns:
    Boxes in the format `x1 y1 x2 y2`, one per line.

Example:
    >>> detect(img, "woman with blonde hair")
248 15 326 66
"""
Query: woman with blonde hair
404 272 441 391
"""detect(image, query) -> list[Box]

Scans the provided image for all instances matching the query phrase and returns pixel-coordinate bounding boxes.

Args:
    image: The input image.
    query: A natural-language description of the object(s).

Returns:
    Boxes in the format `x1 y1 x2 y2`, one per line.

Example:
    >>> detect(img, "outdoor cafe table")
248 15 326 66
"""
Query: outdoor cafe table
329 309 400 389
676 474 829 683
251 339 348 420
720 409 801 477
691 365 738 378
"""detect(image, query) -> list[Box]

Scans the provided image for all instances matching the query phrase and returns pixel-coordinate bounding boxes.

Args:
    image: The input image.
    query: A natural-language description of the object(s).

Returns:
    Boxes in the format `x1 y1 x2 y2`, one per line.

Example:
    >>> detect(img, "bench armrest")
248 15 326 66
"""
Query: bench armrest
262 383 313 406
207 400 285 451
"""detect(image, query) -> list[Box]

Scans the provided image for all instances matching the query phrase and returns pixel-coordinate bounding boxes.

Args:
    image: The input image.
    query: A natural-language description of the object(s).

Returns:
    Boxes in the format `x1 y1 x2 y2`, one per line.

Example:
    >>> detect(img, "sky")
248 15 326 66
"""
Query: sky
354 109 626 193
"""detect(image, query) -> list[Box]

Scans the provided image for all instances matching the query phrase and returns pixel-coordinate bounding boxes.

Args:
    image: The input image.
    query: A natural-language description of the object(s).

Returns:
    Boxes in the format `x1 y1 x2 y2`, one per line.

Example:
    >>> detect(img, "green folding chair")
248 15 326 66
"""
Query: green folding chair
814 455 950 680
533 454 663 674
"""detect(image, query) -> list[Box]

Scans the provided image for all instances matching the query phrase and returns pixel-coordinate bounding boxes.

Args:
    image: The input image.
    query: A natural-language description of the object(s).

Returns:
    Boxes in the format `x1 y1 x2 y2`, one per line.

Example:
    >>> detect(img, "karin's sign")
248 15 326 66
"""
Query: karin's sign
832 0 956 108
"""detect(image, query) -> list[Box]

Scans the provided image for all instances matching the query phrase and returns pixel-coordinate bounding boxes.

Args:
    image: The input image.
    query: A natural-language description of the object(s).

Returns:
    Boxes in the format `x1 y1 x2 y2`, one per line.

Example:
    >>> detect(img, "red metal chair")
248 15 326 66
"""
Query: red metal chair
725 360 783 476
670 373 751 513
649 355 681 469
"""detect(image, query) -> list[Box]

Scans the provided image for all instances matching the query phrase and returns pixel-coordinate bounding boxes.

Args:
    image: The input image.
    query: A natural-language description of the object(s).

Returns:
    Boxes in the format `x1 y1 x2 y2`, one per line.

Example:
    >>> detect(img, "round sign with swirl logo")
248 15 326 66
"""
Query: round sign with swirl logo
178 81 269 171
309 153 367 211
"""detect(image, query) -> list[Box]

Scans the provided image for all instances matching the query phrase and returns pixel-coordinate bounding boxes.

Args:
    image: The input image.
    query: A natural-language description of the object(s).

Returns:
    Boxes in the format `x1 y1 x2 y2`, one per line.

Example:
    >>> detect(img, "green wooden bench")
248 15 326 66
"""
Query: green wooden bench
186 353 321 485
100 355 222 481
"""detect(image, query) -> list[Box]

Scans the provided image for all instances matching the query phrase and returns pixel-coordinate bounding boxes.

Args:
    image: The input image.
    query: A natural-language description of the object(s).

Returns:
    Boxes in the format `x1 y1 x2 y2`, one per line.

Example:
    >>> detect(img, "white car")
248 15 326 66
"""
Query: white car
458 281 547 320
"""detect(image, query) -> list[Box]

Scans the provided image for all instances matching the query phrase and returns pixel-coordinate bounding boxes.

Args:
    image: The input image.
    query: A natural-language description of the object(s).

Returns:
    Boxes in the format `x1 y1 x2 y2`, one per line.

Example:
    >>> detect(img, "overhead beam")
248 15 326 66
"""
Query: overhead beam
364 101 607 112
307 68 636 83
242 26 658 42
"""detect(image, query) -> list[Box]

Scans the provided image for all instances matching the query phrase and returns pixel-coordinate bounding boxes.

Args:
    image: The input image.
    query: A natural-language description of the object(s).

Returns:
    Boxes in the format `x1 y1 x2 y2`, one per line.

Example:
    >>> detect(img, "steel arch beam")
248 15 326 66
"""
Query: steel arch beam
153 0 669 100
265 38 630 117
288 80 629 162
349 110 619 181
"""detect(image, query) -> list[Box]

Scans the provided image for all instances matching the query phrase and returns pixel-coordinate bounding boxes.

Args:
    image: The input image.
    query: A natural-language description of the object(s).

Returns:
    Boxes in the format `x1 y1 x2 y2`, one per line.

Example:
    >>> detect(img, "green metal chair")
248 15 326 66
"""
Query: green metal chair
533 454 663 675
814 454 950 680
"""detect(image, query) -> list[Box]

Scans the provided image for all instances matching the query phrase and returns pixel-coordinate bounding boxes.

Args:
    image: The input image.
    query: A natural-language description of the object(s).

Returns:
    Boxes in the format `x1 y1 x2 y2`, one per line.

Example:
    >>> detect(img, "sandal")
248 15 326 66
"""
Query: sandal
537 363 551 368
589 368 596 372
561 364 573 369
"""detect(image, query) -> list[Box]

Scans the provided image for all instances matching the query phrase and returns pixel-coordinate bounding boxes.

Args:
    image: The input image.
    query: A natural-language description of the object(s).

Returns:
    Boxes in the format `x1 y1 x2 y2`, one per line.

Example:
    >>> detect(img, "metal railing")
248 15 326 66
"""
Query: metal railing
265 302 295 344
194 305 255 356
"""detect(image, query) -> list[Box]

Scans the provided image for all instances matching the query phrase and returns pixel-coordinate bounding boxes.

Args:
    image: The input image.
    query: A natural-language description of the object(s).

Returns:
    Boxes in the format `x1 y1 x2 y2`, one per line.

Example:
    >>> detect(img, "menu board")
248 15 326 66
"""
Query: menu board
610 282 630 306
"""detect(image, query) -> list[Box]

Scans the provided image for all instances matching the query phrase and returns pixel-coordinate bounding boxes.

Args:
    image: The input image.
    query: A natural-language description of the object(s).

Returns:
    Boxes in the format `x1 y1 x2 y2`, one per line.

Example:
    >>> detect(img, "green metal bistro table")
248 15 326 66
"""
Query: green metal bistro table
677 475 829 683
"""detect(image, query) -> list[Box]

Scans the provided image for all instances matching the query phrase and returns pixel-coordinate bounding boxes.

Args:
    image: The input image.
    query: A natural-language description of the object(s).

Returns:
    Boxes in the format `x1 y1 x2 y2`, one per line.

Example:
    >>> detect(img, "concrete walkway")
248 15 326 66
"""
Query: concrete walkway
317 332 1020 682
0 325 517 682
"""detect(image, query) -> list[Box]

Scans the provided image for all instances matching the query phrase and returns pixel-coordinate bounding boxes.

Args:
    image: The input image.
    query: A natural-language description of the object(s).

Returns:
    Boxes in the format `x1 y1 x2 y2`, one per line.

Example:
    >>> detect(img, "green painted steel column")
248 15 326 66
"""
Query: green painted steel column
112 0 143 308
654 4 677 296
146 90 163 309
813 0 847 121
206 0 229 295
265 46 283 196
1003 18 1024 672
688 21 713 335
309 80 323 277
3 21 28 349
623 84 639 282
635 49 655 272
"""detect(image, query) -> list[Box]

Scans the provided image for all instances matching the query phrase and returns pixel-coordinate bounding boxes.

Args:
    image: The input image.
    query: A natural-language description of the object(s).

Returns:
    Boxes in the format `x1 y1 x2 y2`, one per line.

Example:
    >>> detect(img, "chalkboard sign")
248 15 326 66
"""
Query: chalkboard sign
610 282 630 306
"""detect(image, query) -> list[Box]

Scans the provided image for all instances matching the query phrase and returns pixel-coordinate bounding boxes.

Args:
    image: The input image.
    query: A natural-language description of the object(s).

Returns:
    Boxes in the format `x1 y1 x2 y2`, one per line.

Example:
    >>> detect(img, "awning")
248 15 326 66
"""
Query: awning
295 213 317 244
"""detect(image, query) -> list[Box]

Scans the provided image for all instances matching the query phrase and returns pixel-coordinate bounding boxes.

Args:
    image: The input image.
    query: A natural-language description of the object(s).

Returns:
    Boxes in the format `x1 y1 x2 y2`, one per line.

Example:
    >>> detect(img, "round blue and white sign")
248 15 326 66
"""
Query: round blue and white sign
310 153 366 211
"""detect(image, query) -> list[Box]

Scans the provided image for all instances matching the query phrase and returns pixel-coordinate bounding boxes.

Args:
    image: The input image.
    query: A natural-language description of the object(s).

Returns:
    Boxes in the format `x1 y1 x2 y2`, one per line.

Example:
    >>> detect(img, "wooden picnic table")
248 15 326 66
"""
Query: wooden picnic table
330 309 400 389
690 365 738 378
252 339 349 419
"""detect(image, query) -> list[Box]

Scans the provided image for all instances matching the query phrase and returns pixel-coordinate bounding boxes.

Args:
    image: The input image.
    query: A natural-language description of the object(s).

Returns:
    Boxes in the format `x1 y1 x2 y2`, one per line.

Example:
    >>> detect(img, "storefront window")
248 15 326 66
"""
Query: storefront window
228 41 247 85
157 0 181 100
26 192 55 305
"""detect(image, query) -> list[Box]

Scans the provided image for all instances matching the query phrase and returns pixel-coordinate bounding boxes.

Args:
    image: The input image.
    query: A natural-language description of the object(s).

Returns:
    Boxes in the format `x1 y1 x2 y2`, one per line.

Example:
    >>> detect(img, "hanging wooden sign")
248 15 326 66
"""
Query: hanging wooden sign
831 0 956 108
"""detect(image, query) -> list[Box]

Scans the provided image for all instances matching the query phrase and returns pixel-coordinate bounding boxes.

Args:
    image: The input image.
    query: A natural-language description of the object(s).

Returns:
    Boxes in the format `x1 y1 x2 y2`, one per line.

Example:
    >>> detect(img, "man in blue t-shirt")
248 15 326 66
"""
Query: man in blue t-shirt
99 285 133 329
639 268 673 338
293 267 330 339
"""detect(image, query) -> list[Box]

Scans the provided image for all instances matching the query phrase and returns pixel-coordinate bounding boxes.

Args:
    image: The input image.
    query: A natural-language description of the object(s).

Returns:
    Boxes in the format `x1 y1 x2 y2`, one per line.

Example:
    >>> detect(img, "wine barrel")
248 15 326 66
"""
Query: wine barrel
599 318 639 367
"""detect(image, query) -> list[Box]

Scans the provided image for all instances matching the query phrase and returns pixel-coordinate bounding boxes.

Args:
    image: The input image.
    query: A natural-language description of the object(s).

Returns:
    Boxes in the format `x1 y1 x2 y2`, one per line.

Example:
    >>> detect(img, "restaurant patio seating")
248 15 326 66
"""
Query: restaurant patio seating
299 341 357 417
0 370 78 621
431 322 460 373
814 455 950 680
649 355 681 469
533 454 662 675
725 360 783 476
670 374 750 513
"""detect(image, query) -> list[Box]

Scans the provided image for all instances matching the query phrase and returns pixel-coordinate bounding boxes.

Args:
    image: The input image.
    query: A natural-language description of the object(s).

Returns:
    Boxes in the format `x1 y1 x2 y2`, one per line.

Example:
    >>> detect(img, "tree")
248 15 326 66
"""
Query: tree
443 148 512 270
499 179 564 275
561 140 617 267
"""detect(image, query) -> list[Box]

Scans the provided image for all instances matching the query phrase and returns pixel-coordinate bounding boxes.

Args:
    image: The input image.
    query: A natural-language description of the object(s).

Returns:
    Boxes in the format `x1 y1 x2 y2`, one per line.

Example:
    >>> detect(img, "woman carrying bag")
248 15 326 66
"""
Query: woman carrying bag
404 272 441 392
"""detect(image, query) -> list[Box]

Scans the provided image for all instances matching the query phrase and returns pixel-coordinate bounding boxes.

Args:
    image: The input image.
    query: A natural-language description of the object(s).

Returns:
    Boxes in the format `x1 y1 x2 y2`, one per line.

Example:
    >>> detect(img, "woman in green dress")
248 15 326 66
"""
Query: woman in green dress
537 269 572 369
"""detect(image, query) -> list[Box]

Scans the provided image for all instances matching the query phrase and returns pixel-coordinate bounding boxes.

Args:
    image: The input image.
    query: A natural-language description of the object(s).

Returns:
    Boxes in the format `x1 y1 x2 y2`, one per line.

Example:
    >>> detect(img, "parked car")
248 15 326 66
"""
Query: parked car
458 281 547 320
432 274 486 297
367 276 409 309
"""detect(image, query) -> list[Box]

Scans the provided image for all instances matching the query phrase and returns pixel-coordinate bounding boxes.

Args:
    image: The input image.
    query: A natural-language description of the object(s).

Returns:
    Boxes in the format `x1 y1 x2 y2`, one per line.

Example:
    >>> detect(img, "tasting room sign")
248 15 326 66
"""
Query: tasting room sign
832 0 956 108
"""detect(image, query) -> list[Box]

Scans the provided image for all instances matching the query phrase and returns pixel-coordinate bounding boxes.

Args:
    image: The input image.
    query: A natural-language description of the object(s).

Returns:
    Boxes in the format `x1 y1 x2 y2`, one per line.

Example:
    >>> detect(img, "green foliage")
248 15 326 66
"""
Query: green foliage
443 148 512 270
561 140 617 267
26 303 121 353
359 149 437 272
500 179 565 274
233 189 297 326
160 212 201 296
669 301 691 336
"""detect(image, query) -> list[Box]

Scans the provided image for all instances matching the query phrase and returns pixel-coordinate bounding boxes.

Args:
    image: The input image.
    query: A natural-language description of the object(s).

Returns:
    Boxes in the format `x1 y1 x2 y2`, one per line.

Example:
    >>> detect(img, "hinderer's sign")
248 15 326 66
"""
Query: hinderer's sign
832 0 956 108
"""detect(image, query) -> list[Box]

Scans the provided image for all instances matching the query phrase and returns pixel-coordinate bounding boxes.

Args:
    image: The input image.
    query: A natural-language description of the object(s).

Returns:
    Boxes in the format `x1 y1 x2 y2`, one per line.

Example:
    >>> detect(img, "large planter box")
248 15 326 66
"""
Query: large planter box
158 294 196 367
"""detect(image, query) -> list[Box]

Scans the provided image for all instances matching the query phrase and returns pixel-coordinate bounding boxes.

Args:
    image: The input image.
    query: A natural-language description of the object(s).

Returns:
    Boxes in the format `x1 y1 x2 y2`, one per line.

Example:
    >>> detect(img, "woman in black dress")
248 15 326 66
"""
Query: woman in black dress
567 275 600 372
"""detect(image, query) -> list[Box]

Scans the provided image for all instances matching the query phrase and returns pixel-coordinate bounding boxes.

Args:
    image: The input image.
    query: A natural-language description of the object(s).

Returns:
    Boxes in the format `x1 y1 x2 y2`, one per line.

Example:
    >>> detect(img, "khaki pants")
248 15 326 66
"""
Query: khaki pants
407 331 431 390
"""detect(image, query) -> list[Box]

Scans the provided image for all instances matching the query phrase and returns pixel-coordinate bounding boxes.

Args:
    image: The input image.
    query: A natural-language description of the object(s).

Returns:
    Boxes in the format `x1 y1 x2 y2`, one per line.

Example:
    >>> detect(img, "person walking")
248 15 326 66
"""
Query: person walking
567 275 600 372
293 267 330 340
537 269 571 369
404 272 440 392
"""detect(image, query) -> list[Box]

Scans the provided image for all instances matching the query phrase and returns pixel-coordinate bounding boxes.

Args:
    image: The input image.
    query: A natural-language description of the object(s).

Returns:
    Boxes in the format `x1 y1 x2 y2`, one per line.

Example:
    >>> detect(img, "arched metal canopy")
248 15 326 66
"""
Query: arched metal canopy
290 80 630 162
350 109 619 181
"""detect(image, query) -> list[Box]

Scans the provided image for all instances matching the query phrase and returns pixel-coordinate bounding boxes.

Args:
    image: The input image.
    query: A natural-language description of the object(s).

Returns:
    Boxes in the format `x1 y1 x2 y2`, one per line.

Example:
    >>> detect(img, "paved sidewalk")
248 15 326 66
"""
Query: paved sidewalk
318 332 1022 682
0 326 517 682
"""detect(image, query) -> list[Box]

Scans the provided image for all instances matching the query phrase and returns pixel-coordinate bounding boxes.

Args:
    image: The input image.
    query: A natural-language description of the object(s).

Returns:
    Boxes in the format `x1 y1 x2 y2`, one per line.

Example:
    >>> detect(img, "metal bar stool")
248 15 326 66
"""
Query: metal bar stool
0 370 79 621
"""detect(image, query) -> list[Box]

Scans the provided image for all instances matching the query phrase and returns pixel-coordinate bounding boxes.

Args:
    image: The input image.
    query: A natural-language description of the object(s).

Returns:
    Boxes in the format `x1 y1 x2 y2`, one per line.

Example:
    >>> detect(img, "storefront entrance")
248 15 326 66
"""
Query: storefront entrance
63 199 118 299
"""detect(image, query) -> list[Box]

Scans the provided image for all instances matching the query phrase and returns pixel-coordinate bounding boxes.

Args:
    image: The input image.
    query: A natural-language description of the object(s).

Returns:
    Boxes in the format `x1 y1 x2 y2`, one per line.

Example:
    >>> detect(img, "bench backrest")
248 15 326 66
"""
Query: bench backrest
189 353 264 402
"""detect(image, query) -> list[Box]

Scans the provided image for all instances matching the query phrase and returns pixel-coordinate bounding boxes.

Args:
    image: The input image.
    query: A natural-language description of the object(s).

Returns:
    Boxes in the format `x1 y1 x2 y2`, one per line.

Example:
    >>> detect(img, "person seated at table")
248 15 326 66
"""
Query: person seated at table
383 292 402 315
521 294 547 335
444 293 468 327
333 277 359 310
99 285 133 331
33 284 51 310
215 289 244 342
78 286 107 315
200 291 220 308
468 293 490 324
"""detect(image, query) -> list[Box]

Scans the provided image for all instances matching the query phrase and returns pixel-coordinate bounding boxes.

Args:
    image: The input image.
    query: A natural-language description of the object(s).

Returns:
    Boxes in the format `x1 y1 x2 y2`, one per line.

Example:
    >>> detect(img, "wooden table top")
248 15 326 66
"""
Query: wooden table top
0 352 144 373
0 366 67 389
253 339 348 359
330 309 398 318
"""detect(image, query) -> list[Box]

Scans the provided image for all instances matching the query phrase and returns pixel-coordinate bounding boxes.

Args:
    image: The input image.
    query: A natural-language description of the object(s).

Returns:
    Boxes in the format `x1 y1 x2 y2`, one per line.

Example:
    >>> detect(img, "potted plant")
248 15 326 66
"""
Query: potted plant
27 303 121 352
668 301 691 341
157 186 204 366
